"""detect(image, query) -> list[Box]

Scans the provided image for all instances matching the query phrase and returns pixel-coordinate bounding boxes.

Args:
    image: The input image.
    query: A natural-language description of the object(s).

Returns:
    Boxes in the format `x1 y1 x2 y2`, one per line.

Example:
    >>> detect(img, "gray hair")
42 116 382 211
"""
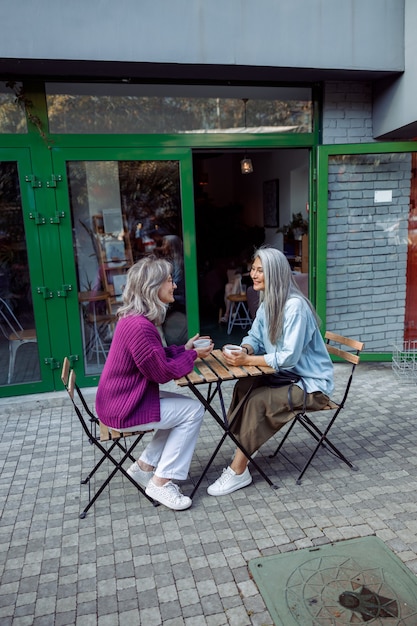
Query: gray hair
117 255 172 325
253 246 319 344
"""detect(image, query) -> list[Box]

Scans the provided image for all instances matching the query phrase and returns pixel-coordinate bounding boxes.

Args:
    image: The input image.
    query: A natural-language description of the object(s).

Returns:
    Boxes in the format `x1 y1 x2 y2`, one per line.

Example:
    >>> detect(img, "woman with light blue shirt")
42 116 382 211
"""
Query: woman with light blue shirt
207 246 334 497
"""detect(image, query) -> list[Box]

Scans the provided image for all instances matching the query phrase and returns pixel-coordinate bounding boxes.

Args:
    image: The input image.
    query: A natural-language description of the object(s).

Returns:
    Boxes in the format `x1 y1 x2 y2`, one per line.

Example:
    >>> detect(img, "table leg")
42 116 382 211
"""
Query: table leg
188 381 279 497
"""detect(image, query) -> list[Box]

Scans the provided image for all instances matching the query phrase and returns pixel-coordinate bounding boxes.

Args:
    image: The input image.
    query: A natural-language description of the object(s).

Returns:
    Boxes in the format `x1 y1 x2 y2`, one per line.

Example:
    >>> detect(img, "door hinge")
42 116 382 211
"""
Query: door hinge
25 174 42 188
29 211 46 225
69 355 79 364
57 284 72 297
50 210 66 224
46 174 62 188
37 286 54 299
44 357 61 371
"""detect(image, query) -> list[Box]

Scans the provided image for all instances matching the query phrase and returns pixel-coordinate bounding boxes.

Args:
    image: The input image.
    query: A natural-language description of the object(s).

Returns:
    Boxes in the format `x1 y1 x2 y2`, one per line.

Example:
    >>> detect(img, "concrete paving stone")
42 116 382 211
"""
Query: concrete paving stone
116 585 138 602
138 588 159 610
160 599 183 621
153 570 175 589
55 609 77 625
225 604 252 626
176 576 198 593
97 595 118 617
181 603 207 620
97 613 121 626
205 615 228 626
164 618 186 626
191 565 212 583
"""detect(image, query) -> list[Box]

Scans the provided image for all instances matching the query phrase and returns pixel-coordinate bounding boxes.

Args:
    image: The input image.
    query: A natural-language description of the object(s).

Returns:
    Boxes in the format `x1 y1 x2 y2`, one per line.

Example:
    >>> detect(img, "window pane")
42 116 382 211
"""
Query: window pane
326 153 411 353
0 82 27 134
0 162 39 384
67 159 185 375
46 83 312 134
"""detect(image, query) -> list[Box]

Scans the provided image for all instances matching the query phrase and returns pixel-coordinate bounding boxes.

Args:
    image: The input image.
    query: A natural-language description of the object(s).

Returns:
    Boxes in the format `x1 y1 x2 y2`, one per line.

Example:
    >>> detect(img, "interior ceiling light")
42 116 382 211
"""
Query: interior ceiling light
240 157 253 174
240 98 253 174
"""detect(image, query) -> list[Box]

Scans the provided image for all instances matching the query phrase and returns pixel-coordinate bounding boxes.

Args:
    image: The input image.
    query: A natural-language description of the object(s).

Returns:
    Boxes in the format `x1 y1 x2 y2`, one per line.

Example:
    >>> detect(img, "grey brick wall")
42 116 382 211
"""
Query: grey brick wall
323 81 375 145
326 152 410 353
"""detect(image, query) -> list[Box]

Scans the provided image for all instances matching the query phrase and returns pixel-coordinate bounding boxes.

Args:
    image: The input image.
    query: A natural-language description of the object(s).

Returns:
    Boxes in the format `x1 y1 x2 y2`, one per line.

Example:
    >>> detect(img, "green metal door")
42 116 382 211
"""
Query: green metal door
0 148 58 395
51 147 197 388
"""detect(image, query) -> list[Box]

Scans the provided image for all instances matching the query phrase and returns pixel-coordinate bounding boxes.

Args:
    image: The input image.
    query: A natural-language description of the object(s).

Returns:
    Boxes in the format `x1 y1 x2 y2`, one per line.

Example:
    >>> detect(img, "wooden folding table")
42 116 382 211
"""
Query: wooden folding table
176 349 278 497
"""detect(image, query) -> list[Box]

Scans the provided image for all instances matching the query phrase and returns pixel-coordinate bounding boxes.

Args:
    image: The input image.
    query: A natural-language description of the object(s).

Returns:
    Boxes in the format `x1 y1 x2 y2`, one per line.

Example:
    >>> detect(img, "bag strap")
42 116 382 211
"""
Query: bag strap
288 377 307 413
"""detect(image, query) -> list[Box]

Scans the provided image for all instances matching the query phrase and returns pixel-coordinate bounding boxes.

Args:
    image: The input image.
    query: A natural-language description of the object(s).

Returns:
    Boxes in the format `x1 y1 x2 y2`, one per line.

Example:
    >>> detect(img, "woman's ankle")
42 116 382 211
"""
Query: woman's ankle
138 460 154 472
152 476 170 487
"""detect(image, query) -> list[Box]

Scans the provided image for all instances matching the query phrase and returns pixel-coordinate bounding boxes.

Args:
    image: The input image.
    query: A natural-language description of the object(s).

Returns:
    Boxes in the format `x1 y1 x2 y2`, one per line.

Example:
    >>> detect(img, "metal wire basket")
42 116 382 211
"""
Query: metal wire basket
392 340 417 383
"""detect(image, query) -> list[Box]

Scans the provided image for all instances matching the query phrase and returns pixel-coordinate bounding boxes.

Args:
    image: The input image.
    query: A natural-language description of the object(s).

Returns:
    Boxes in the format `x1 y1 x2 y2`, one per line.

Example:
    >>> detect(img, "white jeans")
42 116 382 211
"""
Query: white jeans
137 391 204 481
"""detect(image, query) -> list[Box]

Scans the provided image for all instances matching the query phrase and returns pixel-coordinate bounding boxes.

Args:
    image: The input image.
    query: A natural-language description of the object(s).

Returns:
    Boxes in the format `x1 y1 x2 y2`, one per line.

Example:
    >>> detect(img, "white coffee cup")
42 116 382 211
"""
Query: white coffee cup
193 338 211 349
223 344 243 356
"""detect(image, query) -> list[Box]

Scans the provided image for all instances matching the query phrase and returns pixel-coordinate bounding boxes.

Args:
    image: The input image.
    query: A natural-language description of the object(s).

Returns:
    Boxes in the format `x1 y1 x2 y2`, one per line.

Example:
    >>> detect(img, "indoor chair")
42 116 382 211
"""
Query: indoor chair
0 297 37 384
61 357 156 518
226 293 252 334
270 331 364 483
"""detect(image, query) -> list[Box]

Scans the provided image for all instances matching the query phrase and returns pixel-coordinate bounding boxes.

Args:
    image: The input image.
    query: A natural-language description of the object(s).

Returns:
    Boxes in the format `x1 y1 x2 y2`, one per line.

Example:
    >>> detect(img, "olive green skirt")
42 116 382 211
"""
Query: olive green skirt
228 377 329 455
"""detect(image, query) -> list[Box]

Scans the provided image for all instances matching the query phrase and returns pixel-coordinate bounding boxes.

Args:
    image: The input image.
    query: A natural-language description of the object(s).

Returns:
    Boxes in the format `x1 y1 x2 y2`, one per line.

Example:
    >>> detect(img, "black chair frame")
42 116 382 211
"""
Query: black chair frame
61 357 156 518
270 331 364 484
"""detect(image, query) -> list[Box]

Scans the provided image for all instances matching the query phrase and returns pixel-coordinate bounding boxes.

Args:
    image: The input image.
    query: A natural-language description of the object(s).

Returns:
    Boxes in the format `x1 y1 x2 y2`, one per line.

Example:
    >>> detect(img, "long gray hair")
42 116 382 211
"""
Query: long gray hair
254 246 319 344
117 255 172 325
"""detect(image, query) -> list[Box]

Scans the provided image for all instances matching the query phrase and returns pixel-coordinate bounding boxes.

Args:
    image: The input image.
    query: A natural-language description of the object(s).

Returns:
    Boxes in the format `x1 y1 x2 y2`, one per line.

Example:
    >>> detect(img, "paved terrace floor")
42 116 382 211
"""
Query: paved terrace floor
1 361 417 625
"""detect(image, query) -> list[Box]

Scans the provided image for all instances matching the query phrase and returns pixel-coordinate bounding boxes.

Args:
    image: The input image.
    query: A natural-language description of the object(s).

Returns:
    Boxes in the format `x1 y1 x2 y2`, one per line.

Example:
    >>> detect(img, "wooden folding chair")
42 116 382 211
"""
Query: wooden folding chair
61 357 156 518
270 331 364 484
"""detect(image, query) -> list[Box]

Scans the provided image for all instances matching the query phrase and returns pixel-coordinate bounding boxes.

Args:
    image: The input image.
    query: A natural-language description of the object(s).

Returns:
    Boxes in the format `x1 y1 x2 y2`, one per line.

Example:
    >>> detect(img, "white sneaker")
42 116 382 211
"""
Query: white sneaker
126 462 153 489
207 466 252 496
145 480 192 511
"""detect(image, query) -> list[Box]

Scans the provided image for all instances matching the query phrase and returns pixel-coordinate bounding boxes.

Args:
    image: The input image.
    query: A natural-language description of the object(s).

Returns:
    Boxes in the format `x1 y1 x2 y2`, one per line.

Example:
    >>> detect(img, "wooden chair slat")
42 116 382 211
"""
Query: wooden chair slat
99 422 111 441
61 356 70 386
327 344 360 365
325 331 364 352
68 369 76 400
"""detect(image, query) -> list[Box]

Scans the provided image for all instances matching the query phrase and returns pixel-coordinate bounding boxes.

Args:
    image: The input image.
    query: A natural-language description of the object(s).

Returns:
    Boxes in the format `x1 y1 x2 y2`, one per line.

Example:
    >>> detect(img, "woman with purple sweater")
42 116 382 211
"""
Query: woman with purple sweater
96 255 213 511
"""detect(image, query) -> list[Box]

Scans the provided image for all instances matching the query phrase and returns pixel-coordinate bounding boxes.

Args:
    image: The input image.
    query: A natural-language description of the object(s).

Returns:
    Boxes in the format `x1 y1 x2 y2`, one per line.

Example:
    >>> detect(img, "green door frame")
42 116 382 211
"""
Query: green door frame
317 141 417 361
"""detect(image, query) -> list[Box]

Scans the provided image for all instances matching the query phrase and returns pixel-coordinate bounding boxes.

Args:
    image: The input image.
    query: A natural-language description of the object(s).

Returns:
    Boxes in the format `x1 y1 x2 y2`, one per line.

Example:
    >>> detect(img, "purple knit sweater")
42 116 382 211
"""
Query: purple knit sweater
95 314 197 430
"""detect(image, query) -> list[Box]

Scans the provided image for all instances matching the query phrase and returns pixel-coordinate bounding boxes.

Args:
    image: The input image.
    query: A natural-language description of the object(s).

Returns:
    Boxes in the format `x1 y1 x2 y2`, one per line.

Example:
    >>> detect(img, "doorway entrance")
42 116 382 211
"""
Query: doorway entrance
192 148 310 342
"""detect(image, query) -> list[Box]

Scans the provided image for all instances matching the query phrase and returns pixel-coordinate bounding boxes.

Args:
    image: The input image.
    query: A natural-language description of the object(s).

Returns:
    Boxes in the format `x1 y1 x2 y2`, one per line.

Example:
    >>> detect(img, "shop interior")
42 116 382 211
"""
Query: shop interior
193 148 310 342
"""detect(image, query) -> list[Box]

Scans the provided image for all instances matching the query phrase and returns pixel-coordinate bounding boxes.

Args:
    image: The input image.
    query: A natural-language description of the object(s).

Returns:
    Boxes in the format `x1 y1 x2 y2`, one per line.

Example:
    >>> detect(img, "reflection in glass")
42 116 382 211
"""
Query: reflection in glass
0 162 40 385
46 83 312 134
327 153 412 353
0 82 27 133
67 160 185 375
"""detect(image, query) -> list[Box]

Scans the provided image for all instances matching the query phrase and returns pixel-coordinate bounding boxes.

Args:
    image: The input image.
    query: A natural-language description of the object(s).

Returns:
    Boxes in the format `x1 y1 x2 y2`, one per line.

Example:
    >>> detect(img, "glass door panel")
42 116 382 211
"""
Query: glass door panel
0 160 40 386
320 150 414 357
66 158 188 376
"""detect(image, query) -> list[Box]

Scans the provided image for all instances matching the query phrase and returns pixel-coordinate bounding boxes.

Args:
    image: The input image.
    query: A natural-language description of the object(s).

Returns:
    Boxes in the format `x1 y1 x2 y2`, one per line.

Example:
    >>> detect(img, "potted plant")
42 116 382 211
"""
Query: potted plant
278 212 308 240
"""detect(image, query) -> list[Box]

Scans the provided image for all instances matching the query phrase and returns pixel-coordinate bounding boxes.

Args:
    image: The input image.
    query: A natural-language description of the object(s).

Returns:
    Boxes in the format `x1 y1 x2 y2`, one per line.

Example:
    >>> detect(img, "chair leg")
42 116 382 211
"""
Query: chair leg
80 433 156 519
8 342 19 384
270 410 358 485
269 415 299 457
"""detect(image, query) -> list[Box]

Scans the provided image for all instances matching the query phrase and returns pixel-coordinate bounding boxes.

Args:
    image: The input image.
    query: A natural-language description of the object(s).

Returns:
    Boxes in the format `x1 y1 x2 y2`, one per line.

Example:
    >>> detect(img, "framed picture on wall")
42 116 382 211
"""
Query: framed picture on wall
104 239 126 264
102 208 124 235
263 179 279 228
112 273 127 302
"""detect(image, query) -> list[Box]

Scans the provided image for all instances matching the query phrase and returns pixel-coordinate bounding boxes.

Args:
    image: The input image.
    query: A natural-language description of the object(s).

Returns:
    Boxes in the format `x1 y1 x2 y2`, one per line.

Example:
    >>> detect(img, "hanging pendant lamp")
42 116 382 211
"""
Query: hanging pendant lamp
240 98 253 174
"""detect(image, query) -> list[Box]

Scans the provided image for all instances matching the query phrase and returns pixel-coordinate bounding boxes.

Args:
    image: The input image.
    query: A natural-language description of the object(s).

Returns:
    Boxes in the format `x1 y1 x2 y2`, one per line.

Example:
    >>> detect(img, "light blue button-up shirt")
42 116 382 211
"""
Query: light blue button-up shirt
242 296 334 396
